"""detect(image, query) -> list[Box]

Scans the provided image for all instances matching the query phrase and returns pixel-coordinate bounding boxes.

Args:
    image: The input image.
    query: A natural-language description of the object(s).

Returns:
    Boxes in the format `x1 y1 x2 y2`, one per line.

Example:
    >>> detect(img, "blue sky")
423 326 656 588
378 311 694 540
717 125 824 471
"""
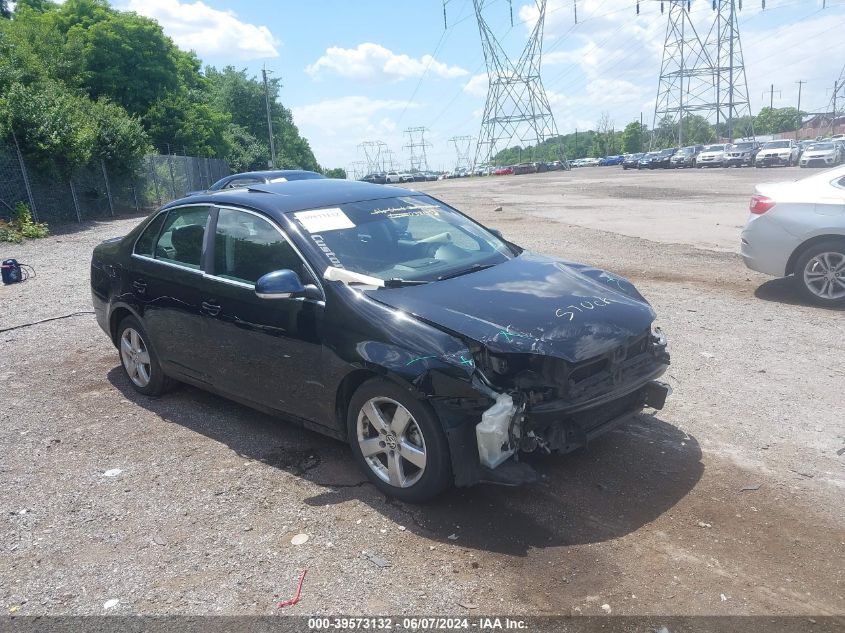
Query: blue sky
113 0 845 170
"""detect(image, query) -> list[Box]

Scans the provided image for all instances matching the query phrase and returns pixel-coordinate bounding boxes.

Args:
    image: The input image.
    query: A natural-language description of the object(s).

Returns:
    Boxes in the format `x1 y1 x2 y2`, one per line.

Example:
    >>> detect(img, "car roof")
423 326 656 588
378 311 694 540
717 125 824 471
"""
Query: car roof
222 169 325 180
164 179 421 218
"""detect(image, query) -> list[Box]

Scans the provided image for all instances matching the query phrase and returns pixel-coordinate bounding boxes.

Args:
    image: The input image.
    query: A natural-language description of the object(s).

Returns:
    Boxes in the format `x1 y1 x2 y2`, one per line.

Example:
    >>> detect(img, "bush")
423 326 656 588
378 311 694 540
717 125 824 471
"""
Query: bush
0 202 49 242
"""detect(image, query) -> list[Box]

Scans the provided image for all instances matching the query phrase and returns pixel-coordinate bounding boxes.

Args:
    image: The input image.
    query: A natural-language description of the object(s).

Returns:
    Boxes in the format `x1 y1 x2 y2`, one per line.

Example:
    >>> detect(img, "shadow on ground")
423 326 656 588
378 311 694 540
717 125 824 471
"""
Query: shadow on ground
109 367 704 557
754 276 844 310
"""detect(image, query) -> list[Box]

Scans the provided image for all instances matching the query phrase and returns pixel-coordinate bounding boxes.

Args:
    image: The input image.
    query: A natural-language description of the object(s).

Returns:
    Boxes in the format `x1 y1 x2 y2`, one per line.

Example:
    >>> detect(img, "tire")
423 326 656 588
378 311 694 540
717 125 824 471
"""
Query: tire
116 316 173 396
793 240 845 308
347 377 452 502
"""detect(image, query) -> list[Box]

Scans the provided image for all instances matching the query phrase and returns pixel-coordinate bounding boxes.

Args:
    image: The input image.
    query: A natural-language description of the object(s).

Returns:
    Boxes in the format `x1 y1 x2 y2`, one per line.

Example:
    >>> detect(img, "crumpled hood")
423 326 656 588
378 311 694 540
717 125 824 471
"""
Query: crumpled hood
364 252 656 363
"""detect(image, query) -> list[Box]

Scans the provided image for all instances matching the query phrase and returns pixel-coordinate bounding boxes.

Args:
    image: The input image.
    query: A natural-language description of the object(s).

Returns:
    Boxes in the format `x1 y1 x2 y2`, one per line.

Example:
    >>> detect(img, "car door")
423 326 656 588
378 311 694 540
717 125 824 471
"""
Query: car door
199 206 327 422
130 204 212 383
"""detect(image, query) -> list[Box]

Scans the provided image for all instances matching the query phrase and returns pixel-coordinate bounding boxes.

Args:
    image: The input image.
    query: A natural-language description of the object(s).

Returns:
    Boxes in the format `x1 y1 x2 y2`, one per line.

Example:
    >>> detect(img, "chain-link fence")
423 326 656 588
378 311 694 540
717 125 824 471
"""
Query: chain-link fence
0 141 229 224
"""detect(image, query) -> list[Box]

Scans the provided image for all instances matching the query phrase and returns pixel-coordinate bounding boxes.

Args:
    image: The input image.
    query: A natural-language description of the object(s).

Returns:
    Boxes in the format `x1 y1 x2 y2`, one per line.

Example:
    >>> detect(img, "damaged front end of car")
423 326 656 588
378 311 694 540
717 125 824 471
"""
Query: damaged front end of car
359 253 673 488
430 323 671 488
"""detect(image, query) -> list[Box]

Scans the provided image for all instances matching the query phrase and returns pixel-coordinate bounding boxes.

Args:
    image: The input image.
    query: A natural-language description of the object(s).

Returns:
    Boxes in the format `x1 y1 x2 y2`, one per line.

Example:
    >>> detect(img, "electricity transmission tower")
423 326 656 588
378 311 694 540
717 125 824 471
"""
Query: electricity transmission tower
472 0 566 168
708 0 754 140
645 0 757 146
404 127 431 172
358 141 387 174
383 149 399 171
348 160 366 180
449 135 474 171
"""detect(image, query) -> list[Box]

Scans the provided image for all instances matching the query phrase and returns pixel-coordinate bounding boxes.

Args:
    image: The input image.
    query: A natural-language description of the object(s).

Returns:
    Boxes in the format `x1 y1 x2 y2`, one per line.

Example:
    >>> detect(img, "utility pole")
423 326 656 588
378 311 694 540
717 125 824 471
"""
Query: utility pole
262 65 277 169
795 80 806 140
640 112 644 152
764 84 781 110
833 80 839 134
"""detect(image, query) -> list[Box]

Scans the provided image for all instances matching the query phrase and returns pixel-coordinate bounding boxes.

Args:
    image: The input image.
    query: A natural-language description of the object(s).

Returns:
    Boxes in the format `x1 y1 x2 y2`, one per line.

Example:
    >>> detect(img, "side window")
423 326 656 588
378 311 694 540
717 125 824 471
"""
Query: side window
213 209 306 285
154 206 211 270
134 212 167 257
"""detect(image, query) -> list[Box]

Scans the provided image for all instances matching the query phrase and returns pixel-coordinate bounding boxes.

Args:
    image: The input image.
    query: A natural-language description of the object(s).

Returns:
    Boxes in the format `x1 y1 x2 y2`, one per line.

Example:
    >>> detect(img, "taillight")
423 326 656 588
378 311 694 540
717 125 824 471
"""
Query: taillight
750 194 776 214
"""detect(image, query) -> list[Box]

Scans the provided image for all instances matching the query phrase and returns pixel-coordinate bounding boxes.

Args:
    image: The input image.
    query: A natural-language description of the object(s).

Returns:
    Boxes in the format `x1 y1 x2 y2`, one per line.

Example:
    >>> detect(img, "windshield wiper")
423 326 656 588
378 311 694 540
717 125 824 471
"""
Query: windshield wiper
436 263 496 281
383 278 430 288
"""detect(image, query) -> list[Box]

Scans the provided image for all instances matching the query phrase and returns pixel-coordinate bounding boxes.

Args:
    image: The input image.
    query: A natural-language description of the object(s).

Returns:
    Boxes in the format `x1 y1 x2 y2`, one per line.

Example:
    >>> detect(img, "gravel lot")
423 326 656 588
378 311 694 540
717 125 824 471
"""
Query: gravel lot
1 166 843 617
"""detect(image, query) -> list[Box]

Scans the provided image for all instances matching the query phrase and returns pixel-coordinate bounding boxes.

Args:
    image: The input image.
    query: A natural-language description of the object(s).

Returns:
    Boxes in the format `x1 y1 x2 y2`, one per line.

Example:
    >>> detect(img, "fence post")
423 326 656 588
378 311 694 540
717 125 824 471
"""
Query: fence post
11 131 39 222
100 160 115 216
69 179 82 223
167 153 177 199
149 158 162 206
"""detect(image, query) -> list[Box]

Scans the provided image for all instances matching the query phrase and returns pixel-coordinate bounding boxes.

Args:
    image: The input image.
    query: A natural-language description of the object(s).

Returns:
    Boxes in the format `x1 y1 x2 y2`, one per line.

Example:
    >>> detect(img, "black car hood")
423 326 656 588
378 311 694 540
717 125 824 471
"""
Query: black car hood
364 252 655 363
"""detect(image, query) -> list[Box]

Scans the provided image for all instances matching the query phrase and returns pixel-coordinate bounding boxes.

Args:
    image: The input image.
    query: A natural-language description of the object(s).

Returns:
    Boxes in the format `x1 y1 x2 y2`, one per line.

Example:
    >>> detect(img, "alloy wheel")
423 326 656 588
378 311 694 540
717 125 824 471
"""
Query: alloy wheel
803 251 845 300
120 327 152 388
356 397 427 488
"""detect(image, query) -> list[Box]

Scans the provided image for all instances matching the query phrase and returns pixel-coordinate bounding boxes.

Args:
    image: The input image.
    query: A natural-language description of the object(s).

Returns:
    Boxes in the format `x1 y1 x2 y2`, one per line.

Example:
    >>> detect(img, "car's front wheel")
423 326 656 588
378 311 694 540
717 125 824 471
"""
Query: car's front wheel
347 378 452 502
117 316 172 396
794 241 845 307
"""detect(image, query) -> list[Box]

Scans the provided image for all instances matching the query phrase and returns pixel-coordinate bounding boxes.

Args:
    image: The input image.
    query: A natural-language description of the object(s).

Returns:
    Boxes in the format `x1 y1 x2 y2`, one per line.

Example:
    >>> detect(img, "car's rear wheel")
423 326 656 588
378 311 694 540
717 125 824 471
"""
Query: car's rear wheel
117 316 172 396
347 378 452 502
794 241 845 307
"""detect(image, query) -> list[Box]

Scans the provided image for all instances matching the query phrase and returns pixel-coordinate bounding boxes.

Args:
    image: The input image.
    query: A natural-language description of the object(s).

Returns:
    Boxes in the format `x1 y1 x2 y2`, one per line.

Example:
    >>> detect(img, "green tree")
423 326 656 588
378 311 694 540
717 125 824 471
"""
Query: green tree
72 10 180 114
206 66 319 170
90 98 151 173
1 1 10 19
13 0 57 13
0 81 96 175
145 92 231 158
224 123 270 172
621 121 644 153
755 106 801 135
323 167 347 179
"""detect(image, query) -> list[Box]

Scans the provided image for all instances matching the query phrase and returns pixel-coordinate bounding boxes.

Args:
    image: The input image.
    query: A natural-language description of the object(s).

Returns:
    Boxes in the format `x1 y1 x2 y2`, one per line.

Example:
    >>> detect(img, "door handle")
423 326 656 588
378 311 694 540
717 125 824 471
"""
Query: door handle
201 300 221 317
132 280 147 294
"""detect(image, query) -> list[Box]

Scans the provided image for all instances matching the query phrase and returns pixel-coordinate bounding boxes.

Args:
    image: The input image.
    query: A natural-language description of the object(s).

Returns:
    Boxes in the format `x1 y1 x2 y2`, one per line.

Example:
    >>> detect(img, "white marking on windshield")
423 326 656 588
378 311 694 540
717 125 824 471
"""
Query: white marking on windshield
294 207 355 233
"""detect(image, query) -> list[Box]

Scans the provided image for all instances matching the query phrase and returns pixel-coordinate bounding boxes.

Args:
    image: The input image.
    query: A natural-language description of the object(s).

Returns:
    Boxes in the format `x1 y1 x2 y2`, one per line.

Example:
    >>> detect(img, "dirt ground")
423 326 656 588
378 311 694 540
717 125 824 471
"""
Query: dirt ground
0 166 843 618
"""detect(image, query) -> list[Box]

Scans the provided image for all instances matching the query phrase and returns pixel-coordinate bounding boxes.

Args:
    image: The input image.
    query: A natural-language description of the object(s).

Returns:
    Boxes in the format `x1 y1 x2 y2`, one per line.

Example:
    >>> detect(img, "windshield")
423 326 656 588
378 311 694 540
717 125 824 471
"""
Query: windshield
288 195 515 283
733 143 754 150
703 145 725 152
763 141 791 149
809 143 834 150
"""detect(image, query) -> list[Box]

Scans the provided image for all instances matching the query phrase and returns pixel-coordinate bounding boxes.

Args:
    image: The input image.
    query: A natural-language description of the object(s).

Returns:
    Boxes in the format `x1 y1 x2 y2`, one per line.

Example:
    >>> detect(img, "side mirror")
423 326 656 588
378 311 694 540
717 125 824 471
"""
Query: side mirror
255 269 305 299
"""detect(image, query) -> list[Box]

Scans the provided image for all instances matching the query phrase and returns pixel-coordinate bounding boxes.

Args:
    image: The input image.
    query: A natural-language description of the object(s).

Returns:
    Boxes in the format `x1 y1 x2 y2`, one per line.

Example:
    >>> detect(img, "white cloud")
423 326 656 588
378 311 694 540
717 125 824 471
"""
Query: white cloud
463 73 490 97
305 43 469 82
292 96 420 168
124 0 279 60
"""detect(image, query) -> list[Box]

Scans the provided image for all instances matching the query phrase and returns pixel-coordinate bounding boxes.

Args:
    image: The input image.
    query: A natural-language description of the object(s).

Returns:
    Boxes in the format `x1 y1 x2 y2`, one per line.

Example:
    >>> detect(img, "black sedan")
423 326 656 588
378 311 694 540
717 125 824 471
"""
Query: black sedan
189 169 325 196
622 153 644 170
91 180 671 501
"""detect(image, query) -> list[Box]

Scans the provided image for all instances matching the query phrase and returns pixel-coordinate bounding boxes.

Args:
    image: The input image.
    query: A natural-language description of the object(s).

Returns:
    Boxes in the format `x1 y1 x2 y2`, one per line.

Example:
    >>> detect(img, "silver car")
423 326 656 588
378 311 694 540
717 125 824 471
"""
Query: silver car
741 165 845 306
799 142 842 168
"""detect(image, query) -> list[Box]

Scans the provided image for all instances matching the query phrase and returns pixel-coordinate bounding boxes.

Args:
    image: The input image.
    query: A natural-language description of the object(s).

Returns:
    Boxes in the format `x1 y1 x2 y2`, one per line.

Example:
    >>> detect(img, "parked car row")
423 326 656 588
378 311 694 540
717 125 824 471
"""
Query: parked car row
360 171 441 184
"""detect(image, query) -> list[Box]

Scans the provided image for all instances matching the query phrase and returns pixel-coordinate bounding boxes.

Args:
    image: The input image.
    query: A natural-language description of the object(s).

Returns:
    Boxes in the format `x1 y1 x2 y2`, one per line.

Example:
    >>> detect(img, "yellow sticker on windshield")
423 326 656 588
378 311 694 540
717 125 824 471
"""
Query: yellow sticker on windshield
294 208 355 233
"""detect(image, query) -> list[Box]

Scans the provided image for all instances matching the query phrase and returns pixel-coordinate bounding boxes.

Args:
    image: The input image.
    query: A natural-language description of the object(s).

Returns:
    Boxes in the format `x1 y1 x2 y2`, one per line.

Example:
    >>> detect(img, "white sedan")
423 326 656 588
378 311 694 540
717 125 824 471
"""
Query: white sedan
741 165 845 306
